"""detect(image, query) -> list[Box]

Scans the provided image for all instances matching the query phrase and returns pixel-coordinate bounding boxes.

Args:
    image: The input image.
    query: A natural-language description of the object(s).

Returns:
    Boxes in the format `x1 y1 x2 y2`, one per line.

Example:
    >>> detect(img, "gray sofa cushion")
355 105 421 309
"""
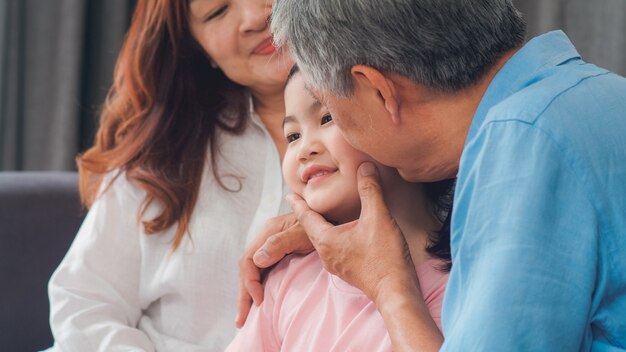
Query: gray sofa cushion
0 172 84 351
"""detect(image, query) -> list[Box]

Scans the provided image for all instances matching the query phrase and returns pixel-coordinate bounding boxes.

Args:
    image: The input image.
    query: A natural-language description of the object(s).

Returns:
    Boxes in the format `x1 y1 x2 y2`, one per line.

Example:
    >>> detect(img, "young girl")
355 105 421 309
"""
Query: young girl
226 67 451 351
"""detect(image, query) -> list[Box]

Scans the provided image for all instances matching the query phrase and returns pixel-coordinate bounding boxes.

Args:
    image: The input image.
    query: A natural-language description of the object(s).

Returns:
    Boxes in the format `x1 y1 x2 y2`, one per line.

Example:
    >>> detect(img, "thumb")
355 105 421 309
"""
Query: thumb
286 193 333 245
357 162 391 219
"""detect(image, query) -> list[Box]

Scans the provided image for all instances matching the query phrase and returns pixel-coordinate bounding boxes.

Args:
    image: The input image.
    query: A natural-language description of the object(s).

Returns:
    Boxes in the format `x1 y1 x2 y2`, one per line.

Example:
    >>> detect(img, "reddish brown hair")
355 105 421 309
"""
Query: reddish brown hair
78 0 247 250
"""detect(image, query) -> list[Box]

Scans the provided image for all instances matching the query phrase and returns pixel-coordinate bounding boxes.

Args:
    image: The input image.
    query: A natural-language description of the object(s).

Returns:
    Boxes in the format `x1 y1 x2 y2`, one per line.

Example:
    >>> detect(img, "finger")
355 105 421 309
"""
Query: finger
356 162 392 219
286 194 331 233
238 251 263 309
235 277 264 328
253 223 314 268
240 251 263 298
246 278 265 307
235 281 253 328
235 213 299 326
254 213 297 247
286 193 333 243
236 253 262 327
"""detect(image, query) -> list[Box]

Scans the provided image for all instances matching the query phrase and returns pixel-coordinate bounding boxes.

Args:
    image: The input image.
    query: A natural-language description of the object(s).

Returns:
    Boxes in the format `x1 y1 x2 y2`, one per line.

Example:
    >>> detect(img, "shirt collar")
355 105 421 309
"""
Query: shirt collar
467 30 582 142
246 92 265 128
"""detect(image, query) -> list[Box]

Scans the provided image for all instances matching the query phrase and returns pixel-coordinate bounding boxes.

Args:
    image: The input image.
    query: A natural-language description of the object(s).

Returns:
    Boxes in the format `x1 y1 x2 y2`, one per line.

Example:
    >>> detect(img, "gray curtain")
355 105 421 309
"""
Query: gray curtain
514 0 626 76
0 0 624 171
0 0 134 171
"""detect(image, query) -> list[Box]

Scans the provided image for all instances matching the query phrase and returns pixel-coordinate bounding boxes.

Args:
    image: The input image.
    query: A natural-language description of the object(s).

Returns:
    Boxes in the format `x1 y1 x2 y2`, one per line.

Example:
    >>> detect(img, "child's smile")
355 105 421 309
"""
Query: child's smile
301 165 338 185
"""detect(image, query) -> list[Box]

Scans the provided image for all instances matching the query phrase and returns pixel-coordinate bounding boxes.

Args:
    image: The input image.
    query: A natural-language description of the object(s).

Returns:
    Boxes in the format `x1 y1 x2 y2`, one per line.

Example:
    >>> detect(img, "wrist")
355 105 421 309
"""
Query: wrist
372 272 423 310
373 274 443 351
366 233 423 310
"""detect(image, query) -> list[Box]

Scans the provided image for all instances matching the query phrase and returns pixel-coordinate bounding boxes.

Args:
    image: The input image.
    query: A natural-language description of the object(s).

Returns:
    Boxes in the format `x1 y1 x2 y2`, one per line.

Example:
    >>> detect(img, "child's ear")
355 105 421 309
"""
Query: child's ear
350 65 401 125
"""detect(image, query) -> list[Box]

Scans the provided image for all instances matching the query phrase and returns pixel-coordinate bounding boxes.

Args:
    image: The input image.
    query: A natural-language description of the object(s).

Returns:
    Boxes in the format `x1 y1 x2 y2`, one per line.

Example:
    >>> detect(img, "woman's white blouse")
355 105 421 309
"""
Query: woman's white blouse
48 104 290 352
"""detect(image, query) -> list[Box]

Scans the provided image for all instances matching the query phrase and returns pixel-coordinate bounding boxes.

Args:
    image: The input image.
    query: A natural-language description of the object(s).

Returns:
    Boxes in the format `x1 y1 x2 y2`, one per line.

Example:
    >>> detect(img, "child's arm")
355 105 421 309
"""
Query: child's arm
48 174 155 351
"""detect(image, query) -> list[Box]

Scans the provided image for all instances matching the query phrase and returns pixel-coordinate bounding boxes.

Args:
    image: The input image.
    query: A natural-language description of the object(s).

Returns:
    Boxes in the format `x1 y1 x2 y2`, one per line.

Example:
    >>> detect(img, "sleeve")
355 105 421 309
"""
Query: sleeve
441 121 598 351
48 174 156 352
225 261 288 351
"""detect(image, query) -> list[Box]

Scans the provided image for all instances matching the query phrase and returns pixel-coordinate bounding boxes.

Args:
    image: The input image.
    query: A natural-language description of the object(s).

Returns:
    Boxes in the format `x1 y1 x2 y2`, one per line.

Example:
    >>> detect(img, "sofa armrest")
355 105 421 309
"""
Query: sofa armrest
0 172 84 351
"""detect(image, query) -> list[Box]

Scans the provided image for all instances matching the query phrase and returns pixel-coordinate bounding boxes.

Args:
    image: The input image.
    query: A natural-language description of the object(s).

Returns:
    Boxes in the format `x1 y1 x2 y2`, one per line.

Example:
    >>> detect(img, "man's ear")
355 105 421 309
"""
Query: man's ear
350 65 401 125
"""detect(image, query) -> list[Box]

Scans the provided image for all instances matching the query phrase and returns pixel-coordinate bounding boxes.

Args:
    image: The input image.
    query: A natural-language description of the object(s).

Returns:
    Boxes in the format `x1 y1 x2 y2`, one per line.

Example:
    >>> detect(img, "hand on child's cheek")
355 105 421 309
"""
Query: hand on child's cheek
287 162 420 303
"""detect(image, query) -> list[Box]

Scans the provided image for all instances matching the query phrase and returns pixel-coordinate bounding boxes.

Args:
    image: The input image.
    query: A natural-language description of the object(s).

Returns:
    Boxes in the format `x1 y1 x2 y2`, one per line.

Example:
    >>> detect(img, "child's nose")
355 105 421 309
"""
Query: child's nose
297 137 322 161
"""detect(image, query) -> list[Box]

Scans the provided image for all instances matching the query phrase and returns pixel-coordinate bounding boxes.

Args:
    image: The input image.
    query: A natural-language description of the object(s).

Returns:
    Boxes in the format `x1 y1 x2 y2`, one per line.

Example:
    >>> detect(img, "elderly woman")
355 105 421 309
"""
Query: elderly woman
47 0 292 351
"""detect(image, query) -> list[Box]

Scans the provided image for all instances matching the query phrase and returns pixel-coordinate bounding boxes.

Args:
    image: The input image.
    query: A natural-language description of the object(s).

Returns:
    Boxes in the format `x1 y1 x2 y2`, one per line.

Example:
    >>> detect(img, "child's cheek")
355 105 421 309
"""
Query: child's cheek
282 151 303 196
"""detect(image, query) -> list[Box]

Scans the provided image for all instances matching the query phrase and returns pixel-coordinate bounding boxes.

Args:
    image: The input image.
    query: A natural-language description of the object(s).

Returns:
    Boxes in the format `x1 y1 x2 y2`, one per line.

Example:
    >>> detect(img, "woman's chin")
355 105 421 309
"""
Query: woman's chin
253 55 292 81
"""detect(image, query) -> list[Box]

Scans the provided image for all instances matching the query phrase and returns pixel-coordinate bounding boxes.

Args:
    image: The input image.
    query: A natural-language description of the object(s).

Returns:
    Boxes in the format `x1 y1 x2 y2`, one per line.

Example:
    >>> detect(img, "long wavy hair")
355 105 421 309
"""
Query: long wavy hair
78 0 248 250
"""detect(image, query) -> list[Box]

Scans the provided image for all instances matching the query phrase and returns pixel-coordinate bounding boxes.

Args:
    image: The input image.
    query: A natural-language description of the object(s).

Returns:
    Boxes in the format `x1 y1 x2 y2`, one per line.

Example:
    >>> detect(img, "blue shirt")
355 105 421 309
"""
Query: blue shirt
442 31 626 351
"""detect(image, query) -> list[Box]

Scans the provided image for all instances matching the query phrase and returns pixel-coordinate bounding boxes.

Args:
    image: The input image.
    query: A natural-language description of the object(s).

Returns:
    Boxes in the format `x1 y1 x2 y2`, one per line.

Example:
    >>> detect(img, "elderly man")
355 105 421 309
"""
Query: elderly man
238 0 626 350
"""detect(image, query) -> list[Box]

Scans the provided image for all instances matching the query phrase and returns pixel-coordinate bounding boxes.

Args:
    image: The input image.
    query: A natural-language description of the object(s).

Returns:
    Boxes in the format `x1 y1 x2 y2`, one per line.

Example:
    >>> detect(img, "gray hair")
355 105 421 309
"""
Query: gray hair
272 0 526 96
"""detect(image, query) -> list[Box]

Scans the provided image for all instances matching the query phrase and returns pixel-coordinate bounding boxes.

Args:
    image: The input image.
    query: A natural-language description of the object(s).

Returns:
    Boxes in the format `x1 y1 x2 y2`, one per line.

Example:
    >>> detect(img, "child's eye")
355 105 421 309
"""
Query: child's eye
286 133 301 143
321 114 333 125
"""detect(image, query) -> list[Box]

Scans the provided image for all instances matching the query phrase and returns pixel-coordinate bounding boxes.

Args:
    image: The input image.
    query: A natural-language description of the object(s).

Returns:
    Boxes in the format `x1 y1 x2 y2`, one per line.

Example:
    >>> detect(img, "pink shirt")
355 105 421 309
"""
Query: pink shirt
226 252 448 351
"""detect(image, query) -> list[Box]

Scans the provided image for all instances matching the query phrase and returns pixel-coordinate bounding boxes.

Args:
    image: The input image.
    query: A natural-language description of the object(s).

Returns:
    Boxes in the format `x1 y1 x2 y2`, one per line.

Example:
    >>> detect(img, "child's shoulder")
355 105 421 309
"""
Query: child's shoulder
259 253 326 326
264 252 324 297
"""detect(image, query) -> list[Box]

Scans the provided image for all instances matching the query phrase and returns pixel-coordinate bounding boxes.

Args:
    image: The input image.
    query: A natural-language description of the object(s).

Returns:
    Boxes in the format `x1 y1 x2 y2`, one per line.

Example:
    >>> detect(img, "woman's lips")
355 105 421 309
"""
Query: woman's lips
252 38 276 55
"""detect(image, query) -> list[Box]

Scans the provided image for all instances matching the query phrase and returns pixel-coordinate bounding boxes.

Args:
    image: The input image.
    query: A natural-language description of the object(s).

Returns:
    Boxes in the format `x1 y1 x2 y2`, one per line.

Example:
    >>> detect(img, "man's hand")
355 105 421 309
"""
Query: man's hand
235 213 314 328
288 162 442 350
287 162 418 303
